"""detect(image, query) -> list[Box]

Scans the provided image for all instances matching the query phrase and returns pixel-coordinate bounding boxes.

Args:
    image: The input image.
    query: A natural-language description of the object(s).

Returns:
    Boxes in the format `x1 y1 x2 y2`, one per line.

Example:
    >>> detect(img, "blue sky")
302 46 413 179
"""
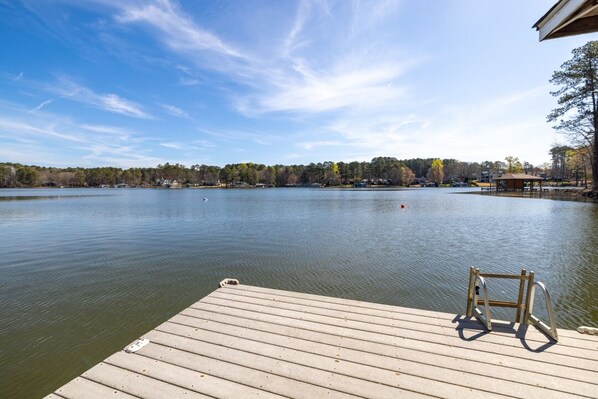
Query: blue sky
0 0 596 168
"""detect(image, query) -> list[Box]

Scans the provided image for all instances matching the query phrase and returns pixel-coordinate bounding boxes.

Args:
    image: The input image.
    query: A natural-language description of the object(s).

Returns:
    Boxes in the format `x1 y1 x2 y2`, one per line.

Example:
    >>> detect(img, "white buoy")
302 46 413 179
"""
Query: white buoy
577 326 598 335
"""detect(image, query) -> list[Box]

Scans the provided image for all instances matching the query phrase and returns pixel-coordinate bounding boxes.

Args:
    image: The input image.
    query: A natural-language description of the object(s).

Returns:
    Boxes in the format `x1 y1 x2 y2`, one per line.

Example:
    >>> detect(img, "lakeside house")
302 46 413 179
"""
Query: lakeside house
161 179 182 188
492 173 543 192
231 181 249 188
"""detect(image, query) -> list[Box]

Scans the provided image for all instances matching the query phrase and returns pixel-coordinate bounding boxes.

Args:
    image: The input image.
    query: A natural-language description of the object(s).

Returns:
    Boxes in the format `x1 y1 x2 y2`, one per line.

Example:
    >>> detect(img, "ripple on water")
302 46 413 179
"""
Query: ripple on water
0 188 597 399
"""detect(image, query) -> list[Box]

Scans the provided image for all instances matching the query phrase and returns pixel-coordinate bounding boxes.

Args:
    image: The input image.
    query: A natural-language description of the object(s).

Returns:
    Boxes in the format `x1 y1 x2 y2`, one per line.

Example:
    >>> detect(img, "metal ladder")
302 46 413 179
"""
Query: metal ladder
466 266 558 341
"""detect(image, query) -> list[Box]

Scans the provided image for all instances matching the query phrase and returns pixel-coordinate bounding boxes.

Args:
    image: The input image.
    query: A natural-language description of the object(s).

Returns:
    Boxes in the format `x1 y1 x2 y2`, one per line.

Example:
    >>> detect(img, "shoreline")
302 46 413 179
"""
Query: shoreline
3 185 598 204
468 189 598 203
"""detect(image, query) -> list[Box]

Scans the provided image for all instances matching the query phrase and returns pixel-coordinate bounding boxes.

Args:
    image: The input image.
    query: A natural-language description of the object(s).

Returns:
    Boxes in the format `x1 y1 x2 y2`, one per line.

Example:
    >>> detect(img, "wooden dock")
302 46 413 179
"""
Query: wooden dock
45 283 598 399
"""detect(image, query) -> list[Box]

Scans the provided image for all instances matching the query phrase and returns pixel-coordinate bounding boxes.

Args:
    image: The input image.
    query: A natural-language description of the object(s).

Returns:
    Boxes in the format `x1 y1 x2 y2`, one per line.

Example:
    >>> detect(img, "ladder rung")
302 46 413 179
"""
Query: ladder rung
487 300 520 308
479 273 528 280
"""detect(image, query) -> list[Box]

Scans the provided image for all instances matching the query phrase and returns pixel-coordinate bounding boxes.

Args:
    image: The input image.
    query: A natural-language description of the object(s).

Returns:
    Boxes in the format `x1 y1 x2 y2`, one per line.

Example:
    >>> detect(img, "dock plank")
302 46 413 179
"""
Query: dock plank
164 315 596 398
82 362 211 399
225 285 596 342
138 338 372 399
182 303 598 386
147 327 497 399
194 297 598 371
144 329 432 399
218 286 598 350
46 283 598 399
49 377 138 399
105 351 286 399
156 318 585 399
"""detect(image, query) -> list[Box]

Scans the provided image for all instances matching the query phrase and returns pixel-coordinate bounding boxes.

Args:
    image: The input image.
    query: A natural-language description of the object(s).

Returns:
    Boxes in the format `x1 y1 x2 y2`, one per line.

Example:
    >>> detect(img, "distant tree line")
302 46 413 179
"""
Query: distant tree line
0 156 552 188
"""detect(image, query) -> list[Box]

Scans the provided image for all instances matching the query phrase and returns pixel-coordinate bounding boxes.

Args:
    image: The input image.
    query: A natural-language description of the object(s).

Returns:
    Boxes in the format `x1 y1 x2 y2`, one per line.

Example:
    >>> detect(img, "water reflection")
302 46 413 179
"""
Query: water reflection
0 195 80 201
0 195 98 201
0 188 596 398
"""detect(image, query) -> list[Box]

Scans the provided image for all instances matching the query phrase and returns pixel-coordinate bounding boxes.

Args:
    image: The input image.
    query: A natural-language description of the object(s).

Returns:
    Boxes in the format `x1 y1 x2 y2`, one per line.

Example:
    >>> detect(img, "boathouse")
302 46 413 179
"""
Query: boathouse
492 173 543 192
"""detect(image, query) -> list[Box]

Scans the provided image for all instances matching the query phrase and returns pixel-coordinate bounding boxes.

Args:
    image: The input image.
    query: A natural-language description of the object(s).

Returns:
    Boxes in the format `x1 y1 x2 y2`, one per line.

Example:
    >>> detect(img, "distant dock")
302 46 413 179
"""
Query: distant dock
45 283 598 398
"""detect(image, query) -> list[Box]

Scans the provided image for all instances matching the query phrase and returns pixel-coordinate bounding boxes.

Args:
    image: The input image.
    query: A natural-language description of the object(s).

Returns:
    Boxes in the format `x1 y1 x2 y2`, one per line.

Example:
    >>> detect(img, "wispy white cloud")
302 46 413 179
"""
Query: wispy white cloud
77 123 139 143
314 85 555 164
104 0 413 120
349 0 401 37
0 142 72 167
0 133 37 145
179 77 200 86
159 138 216 151
78 123 131 135
114 1 244 59
0 117 84 142
198 126 280 146
295 140 343 150
175 64 201 86
159 142 183 150
194 139 217 148
283 0 312 56
29 98 53 113
176 65 192 75
46 76 150 118
245 62 408 115
80 142 164 168
9 73 151 119
99 93 148 118
159 102 189 118
0 97 163 167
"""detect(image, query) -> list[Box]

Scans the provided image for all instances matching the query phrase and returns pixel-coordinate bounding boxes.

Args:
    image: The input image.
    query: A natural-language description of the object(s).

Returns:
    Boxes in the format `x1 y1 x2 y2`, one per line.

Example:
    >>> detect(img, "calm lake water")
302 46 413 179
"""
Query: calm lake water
1 187 597 398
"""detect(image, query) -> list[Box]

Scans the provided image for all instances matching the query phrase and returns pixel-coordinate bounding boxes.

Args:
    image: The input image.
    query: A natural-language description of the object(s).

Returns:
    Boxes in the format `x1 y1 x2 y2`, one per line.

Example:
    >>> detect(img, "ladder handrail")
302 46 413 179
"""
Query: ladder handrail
472 274 492 331
526 281 559 341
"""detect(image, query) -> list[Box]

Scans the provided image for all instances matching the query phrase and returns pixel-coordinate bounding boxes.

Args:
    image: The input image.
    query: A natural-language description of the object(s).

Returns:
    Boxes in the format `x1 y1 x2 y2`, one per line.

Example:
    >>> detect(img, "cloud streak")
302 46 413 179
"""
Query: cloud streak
283 0 312 56
44 76 151 118
99 93 149 118
250 63 408 115
0 99 163 167
159 103 189 118
314 85 553 163
159 142 183 150
0 118 84 143
115 1 244 59
100 0 414 124
29 98 53 113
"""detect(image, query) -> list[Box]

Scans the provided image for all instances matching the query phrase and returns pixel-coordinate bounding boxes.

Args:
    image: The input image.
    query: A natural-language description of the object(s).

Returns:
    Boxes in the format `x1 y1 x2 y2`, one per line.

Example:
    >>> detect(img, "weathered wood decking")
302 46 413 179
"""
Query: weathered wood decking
46 283 598 399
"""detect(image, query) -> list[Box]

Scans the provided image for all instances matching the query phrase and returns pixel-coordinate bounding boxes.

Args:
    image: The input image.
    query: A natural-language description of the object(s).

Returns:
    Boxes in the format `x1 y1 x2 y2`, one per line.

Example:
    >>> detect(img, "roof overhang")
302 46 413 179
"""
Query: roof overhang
493 173 543 181
534 0 598 41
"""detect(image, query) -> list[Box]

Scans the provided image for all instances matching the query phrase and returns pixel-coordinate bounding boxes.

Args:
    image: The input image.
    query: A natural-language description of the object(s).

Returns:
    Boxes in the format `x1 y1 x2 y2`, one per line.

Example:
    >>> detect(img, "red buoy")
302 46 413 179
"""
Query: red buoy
401 204 405 209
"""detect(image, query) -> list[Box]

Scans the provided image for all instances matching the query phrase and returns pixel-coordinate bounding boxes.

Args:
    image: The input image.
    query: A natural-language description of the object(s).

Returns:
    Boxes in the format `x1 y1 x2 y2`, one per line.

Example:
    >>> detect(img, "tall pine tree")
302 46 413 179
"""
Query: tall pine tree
549 41 598 191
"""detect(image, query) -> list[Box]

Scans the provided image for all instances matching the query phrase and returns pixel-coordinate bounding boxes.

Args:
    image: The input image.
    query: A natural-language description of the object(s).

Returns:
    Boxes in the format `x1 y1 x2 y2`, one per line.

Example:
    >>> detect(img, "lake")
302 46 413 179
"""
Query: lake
1 187 597 398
